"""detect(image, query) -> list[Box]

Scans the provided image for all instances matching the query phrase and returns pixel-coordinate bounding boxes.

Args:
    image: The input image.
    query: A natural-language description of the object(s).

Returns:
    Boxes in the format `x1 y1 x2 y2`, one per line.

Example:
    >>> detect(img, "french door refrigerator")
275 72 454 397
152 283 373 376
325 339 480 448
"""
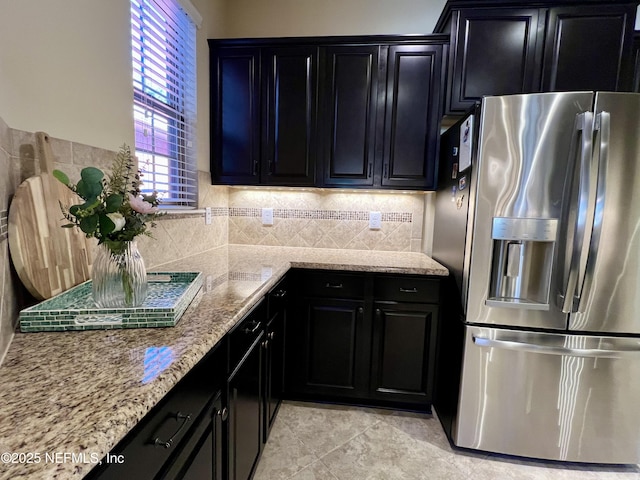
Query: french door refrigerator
432 91 640 464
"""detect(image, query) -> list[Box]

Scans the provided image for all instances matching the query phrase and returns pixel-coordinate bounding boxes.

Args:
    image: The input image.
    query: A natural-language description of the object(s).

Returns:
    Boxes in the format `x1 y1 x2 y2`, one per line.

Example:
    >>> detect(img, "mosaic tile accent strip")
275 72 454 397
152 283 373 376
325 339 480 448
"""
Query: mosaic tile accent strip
0 210 7 241
229 208 412 223
19 272 203 332
158 207 228 221
229 271 263 282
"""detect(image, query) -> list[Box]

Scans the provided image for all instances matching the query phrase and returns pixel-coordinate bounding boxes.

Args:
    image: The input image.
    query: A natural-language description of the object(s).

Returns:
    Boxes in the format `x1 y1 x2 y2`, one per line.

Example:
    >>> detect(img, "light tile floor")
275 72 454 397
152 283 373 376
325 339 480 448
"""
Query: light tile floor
254 401 640 480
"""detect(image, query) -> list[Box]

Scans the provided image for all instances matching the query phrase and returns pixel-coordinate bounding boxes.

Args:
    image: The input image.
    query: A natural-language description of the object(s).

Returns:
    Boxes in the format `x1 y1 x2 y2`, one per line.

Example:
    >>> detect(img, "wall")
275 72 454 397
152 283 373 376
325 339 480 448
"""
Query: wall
0 0 134 151
222 0 447 37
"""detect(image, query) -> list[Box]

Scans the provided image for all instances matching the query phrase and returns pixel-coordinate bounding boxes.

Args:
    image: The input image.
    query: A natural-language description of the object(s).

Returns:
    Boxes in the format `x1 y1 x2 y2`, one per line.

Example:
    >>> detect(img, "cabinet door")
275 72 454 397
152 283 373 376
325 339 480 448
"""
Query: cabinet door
381 44 443 190
447 8 541 114
264 302 285 441
227 334 263 480
210 47 261 184
370 302 438 407
288 297 369 398
319 45 380 187
542 5 636 92
262 47 318 186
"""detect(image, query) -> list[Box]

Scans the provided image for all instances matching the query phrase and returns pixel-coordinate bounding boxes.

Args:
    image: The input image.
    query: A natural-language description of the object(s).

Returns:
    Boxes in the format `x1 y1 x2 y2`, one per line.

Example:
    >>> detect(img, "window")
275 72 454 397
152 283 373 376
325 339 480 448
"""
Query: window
130 0 197 208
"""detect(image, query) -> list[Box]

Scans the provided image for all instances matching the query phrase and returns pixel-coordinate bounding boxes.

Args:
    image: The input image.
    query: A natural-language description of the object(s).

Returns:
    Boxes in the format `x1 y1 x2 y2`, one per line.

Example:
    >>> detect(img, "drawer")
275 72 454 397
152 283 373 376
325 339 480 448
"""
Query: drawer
374 275 440 303
299 271 365 299
229 299 266 372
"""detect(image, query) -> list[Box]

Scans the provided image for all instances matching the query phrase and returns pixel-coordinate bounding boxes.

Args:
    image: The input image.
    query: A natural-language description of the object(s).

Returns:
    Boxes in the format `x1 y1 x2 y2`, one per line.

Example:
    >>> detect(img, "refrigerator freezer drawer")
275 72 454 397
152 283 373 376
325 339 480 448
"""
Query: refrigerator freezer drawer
454 325 640 463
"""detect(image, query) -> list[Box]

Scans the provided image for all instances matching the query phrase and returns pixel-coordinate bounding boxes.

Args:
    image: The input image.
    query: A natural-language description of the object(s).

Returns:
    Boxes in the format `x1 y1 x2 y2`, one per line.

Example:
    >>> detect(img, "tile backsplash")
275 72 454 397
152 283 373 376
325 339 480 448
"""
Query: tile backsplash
228 188 428 252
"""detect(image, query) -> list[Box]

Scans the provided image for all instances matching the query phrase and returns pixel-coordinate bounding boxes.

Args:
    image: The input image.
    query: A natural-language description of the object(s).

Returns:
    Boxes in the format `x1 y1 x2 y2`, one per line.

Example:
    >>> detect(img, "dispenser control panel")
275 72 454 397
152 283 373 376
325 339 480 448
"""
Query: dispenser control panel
492 217 558 241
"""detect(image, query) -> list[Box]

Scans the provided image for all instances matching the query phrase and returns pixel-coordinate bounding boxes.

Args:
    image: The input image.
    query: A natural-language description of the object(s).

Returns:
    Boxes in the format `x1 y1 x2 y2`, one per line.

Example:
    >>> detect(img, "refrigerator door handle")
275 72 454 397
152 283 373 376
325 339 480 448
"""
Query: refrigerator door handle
559 111 594 314
576 111 610 314
472 335 640 358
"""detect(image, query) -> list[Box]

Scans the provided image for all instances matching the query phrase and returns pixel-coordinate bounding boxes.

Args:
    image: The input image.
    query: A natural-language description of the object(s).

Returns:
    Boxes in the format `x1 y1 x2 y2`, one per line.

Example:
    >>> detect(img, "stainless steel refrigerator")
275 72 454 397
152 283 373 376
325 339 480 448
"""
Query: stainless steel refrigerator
432 91 640 464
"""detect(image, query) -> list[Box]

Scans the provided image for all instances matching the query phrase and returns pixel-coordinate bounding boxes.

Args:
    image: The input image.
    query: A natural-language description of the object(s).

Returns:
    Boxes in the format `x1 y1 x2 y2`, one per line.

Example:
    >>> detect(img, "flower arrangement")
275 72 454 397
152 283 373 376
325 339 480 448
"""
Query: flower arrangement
53 144 162 254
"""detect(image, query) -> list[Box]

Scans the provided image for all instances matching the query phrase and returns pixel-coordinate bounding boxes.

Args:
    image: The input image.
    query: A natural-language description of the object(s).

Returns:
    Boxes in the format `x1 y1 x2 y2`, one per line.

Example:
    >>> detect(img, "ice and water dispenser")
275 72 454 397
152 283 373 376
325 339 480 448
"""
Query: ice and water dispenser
486 217 558 310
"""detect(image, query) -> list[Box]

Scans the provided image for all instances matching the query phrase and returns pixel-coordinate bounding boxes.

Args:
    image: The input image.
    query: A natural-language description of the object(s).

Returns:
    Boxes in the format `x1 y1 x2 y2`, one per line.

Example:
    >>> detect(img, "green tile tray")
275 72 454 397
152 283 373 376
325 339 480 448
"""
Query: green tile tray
19 272 203 332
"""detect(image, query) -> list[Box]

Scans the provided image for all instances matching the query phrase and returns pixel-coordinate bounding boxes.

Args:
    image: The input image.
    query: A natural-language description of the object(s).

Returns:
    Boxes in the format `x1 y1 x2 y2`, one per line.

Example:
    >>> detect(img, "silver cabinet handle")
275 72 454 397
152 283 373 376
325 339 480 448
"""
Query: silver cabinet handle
153 412 192 449
472 335 640 358
243 321 261 334
325 283 343 289
399 287 418 293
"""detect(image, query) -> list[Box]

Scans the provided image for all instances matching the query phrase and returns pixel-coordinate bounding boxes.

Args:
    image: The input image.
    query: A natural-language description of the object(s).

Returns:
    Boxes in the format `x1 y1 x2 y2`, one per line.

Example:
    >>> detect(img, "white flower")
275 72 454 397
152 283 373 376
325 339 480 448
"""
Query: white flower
106 212 126 232
128 193 158 214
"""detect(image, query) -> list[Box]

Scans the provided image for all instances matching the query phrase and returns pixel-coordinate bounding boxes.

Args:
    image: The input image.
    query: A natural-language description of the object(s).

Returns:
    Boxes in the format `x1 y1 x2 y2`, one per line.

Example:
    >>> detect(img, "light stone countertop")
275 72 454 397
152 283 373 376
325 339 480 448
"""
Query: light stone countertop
0 245 447 480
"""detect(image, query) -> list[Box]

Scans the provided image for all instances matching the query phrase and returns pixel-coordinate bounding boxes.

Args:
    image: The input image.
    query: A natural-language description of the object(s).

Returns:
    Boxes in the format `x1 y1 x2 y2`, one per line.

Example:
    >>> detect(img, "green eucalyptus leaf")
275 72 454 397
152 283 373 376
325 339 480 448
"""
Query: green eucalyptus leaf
99 213 115 235
76 179 103 200
105 194 123 213
52 170 70 186
80 167 104 184
61 224 76 228
69 204 81 216
79 215 99 235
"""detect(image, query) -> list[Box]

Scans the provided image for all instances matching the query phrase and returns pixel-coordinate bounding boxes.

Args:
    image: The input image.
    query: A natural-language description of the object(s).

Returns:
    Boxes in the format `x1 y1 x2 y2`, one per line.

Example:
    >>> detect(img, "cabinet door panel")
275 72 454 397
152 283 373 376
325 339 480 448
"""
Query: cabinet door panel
542 6 635 92
228 335 263 480
448 9 540 113
211 47 260 184
263 47 318 186
371 303 438 405
382 44 443 189
320 46 379 186
307 301 360 388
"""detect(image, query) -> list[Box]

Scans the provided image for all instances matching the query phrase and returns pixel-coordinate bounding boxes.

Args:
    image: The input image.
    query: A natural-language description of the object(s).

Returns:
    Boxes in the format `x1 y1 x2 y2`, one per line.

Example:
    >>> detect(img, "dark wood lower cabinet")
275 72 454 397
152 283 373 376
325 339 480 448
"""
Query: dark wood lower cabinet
226 300 266 480
290 298 369 398
285 270 441 411
264 279 288 441
227 335 263 480
370 303 439 406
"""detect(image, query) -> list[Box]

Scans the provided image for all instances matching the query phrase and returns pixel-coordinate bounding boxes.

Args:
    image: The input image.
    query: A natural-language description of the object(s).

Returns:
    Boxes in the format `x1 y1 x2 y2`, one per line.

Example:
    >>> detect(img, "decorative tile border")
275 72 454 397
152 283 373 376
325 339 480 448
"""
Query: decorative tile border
229 271 263 282
0 210 7 241
158 207 228 221
229 208 412 223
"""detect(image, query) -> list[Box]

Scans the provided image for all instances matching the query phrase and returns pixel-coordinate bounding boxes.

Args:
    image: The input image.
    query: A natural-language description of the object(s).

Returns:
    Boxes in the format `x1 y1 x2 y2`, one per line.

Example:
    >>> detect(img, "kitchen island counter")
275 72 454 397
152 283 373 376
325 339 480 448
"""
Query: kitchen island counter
0 245 447 480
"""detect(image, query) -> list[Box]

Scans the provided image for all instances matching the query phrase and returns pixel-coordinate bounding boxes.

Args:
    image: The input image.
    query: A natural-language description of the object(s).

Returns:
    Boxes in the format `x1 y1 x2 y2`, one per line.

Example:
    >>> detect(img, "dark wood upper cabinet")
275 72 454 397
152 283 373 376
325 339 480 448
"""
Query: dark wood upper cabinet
210 47 261 185
446 8 542 113
262 47 318 186
381 44 444 189
209 36 447 191
436 1 638 115
319 45 380 187
542 5 635 92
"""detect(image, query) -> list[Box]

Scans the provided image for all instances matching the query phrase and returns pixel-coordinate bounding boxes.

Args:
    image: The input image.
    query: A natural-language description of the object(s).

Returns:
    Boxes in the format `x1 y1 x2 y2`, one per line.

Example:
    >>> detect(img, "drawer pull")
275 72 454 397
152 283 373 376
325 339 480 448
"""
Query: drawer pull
154 412 192 449
243 321 261 334
399 287 418 293
273 289 287 298
268 331 275 340
325 283 344 289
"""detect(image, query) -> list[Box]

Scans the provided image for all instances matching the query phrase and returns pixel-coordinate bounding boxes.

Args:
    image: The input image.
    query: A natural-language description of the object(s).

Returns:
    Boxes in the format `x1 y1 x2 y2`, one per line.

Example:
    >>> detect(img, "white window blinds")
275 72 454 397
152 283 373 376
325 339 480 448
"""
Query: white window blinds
131 0 197 208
